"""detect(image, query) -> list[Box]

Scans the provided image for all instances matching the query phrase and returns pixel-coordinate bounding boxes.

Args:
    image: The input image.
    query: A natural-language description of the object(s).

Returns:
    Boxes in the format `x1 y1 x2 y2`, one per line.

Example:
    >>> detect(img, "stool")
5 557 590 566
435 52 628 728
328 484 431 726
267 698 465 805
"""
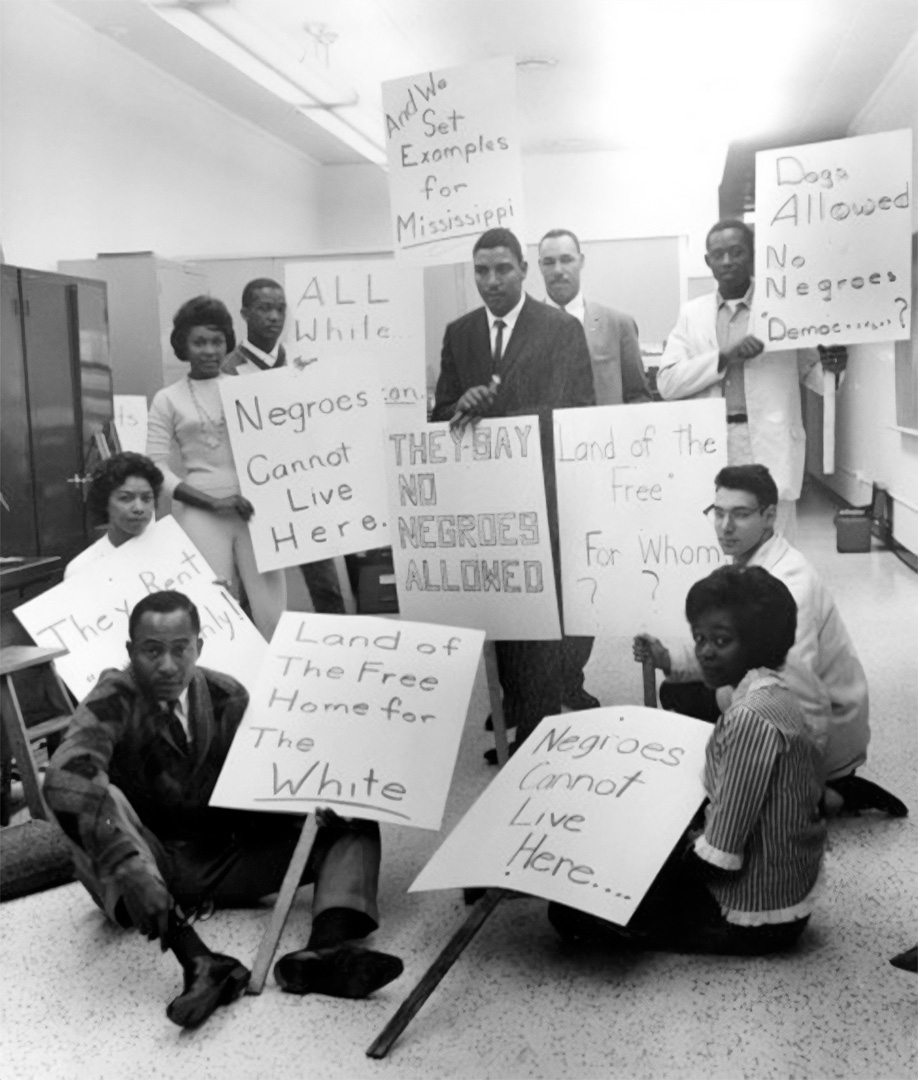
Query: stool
1 646 73 825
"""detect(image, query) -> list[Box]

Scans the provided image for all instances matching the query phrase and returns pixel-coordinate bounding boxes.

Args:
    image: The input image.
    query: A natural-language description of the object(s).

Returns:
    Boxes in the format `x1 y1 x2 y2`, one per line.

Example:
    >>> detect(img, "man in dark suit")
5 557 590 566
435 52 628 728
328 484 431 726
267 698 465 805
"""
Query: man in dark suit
538 228 653 709
432 228 595 757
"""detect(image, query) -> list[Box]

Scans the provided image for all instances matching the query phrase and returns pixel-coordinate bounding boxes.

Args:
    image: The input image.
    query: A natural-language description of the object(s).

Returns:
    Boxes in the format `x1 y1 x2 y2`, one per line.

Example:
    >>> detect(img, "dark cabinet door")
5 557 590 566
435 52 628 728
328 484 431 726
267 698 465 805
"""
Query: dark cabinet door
0 267 39 555
19 271 86 561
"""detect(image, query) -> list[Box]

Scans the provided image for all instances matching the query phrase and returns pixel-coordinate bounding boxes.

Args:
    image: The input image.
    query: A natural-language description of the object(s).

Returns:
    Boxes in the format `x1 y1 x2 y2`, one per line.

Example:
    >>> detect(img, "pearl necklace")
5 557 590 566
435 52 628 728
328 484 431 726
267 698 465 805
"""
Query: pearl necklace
186 376 227 449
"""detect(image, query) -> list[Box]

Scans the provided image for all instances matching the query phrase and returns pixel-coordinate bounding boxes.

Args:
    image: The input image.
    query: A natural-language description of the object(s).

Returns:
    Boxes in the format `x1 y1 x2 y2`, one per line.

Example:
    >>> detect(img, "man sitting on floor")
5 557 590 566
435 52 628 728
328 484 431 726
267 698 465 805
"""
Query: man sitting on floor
44 590 402 1029
633 464 906 817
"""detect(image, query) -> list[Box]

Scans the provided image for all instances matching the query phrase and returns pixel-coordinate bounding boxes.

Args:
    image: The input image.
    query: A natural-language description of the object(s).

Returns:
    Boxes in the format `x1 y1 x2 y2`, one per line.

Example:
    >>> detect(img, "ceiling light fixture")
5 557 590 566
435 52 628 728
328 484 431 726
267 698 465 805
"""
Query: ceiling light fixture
148 0 387 165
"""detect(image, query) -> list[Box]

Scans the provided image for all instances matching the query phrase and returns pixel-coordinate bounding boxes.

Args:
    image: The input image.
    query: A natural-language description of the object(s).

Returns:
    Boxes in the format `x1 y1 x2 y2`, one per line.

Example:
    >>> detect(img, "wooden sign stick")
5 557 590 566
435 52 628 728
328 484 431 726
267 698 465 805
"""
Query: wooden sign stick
483 640 510 767
366 888 505 1059
247 815 318 995
640 655 658 708
823 367 836 475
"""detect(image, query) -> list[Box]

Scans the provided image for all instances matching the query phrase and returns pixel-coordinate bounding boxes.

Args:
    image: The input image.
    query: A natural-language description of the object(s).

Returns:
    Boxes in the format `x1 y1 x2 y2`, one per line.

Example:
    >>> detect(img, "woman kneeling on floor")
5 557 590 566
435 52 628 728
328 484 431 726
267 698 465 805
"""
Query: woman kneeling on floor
550 564 826 955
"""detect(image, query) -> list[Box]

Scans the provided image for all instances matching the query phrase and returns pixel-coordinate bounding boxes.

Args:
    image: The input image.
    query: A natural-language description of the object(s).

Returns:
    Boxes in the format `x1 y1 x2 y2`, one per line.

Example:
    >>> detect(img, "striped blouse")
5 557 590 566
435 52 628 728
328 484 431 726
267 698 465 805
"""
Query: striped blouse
693 668 826 925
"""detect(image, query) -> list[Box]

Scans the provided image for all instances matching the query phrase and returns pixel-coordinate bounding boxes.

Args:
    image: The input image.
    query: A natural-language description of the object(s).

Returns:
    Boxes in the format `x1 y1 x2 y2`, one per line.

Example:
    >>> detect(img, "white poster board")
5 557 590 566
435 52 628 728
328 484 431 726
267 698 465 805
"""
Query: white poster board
411 706 711 924
752 129 913 349
219 361 391 572
284 259 427 424
210 612 485 831
386 417 561 640
15 517 266 695
555 401 727 637
382 56 526 266
112 395 148 454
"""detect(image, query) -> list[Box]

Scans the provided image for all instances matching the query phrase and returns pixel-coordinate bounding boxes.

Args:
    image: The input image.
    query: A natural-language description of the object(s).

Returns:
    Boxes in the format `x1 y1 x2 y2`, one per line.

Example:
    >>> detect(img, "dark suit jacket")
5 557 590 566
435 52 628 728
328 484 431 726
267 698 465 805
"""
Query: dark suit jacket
583 300 652 405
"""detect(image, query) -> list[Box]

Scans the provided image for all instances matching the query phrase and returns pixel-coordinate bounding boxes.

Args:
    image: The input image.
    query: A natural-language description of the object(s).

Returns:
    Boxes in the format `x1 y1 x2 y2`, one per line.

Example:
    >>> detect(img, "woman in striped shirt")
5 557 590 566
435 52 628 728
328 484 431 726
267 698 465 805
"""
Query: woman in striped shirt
550 564 826 955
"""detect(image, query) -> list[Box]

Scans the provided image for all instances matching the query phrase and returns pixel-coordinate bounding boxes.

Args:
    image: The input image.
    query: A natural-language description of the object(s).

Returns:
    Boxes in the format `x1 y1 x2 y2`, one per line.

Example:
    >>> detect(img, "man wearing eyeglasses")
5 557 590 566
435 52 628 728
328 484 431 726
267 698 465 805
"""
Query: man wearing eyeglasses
44 590 401 1030
634 464 906 817
656 220 846 543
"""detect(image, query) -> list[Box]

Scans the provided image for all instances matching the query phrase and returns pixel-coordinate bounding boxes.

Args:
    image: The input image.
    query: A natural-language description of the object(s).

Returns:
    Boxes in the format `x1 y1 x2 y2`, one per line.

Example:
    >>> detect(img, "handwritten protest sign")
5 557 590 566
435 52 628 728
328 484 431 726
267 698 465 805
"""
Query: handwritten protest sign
383 56 526 266
219 360 390 572
15 517 265 695
386 418 561 640
210 612 484 831
284 259 427 425
555 400 727 637
411 706 711 924
112 395 148 454
752 129 913 349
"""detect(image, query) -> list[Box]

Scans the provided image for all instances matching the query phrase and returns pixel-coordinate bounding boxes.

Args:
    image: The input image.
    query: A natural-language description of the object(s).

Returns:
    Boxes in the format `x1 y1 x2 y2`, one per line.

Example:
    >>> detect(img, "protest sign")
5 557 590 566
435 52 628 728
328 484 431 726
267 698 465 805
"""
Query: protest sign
383 56 526 266
284 259 427 425
15 516 265 695
385 417 561 640
112 395 148 454
219 360 390 572
209 612 485 831
752 129 913 349
411 706 711 924
555 400 727 637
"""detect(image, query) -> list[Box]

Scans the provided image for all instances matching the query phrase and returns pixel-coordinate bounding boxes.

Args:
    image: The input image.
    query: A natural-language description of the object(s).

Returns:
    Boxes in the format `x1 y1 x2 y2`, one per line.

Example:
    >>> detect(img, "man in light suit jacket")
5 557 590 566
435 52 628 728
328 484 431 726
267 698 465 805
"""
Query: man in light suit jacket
432 228 595 756
538 228 653 709
656 220 845 541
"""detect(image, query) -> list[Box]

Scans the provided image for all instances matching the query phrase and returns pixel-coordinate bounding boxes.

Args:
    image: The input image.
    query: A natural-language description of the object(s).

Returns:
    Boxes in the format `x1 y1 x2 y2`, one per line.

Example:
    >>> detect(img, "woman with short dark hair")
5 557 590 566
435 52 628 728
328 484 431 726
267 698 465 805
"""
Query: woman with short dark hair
146 296 286 640
64 452 164 580
550 564 826 955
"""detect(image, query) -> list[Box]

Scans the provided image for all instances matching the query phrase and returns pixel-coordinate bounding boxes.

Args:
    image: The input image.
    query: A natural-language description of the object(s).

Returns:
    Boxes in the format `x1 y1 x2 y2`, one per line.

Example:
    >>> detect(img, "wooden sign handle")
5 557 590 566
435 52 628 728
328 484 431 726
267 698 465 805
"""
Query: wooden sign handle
483 640 510 766
823 367 836 475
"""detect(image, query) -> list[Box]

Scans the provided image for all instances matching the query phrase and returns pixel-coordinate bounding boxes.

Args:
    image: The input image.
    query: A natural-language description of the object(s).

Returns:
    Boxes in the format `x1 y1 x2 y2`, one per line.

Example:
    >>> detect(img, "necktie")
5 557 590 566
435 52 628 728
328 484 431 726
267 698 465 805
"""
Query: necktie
163 701 189 755
492 319 506 373
276 343 287 367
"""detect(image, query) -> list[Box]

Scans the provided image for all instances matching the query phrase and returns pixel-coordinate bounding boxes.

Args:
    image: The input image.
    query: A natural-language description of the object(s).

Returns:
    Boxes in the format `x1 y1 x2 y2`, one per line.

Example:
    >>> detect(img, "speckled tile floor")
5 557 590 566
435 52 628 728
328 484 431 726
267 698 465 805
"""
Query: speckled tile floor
2 482 916 1080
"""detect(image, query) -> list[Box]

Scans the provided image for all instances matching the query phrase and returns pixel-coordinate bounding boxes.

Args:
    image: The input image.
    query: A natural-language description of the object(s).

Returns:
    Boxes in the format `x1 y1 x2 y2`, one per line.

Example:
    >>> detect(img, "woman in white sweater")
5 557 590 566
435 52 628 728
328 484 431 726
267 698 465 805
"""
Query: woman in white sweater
146 296 285 640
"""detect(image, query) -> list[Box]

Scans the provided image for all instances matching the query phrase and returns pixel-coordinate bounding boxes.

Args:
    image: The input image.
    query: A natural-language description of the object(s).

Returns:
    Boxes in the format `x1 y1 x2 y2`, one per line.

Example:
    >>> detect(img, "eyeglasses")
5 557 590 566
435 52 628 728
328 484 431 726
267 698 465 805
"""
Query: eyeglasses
703 504 763 524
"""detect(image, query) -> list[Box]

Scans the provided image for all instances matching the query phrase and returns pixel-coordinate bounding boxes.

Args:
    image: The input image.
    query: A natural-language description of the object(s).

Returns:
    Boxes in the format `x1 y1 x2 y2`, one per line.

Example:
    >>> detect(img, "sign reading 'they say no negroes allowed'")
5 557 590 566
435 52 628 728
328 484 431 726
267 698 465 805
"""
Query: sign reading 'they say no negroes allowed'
411 707 711 924
752 129 912 349
383 56 526 266
219 359 390 572
209 612 485 832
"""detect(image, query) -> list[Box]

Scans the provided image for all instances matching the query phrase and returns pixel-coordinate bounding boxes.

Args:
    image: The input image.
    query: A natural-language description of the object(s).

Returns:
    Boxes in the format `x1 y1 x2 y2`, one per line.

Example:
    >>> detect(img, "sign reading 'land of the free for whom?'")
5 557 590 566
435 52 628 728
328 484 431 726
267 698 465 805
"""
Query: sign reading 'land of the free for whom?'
382 56 526 266
411 706 712 924
752 128 913 350
283 259 427 425
385 417 561 641
219 357 391 573
209 612 485 832
14 516 266 695
555 400 727 638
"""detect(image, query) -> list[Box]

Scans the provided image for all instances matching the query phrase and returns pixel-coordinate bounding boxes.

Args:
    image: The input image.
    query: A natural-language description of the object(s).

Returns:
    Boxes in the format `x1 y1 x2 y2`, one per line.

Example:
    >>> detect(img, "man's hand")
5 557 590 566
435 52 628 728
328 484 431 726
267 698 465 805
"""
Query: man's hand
632 633 672 676
211 494 255 521
115 857 173 947
719 335 764 369
450 379 501 431
818 344 848 374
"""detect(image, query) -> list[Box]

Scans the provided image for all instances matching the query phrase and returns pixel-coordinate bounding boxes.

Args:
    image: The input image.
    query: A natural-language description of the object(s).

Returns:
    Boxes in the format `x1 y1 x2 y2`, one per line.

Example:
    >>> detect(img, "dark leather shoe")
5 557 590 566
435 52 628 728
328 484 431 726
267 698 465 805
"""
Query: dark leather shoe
827 775 908 817
562 688 601 711
274 943 403 998
890 945 918 972
484 743 519 766
166 953 250 1029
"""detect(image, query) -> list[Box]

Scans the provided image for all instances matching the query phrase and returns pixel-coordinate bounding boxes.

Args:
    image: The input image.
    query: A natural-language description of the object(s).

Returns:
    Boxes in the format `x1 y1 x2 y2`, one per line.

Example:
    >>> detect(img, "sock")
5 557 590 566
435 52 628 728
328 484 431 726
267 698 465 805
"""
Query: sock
167 910 212 970
307 907 377 950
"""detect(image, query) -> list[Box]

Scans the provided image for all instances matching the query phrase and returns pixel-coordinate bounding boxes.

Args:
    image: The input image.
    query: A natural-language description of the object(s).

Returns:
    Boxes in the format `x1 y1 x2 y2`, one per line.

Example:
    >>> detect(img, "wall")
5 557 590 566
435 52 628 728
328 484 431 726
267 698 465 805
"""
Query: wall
0 1 324 272
827 32 918 552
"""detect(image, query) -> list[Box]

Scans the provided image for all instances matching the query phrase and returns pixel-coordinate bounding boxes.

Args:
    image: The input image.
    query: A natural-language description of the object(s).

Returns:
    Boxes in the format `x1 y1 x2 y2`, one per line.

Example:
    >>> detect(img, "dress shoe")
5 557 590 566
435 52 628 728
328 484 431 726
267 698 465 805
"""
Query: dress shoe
484 714 516 732
484 743 519 766
166 952 250 1029
890 945 918 972
274 943 403 998
827 775 908 817
562 688 601 711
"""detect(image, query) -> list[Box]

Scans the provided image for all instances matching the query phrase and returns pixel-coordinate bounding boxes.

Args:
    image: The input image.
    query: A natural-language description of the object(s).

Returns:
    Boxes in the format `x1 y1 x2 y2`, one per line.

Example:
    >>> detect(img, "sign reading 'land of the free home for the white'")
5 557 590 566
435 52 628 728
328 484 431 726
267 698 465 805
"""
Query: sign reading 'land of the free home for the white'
209 612 485 832
385 417 561 641
411 706 712 924
14 516 266 695
219 359 391 573
752 128 913 350
382 56 526 266
555 400 727 638
283 259 427 425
